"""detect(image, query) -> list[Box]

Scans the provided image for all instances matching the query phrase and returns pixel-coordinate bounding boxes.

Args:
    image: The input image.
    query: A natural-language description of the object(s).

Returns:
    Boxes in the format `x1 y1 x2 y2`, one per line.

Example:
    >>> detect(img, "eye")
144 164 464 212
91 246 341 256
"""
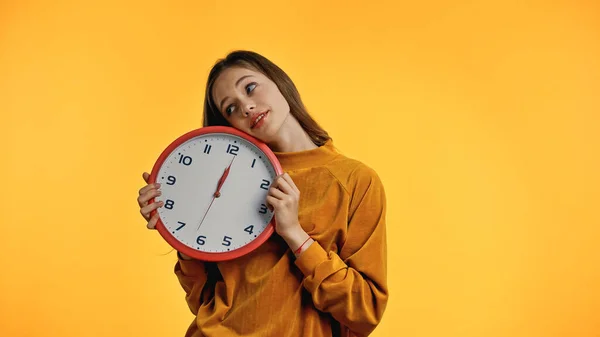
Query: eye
225 104 235 116
246 83 257 94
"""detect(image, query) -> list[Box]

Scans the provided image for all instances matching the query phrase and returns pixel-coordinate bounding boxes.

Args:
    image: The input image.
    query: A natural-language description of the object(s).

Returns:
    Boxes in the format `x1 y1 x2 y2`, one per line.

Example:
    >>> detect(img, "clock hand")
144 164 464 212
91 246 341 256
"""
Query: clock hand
197 195 216 231
214 155 236 198
197 156 237 231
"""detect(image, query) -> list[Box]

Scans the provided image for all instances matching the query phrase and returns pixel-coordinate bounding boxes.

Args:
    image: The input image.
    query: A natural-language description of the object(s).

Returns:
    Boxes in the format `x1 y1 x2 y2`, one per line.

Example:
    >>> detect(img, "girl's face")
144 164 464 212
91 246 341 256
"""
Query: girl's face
212 66 290 143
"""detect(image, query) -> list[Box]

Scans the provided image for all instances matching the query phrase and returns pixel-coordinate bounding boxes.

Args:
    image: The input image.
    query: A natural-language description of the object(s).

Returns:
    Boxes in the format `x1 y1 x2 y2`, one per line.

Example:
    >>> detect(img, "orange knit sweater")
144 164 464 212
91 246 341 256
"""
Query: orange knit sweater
174 139 388 337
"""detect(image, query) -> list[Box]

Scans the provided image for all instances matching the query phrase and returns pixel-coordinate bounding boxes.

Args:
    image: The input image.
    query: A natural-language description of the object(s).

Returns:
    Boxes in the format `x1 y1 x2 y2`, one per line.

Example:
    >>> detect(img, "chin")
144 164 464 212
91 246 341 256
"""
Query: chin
251 132 273 144
247 124 272 142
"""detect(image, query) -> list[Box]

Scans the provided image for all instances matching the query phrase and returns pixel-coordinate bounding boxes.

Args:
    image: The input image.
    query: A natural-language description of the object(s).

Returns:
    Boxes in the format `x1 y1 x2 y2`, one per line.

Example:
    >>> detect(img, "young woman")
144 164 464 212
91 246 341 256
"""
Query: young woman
137 50 388 337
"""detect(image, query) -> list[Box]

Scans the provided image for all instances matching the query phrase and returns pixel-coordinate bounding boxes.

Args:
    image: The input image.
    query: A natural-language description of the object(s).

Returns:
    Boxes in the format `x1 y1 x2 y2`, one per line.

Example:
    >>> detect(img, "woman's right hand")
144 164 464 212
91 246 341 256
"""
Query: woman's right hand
137 172 192 261
138 172 163 230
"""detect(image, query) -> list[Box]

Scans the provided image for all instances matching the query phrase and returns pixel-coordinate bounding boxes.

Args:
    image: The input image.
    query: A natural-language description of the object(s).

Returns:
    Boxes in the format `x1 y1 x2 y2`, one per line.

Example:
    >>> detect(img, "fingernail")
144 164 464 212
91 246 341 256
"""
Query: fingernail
155 183 161 188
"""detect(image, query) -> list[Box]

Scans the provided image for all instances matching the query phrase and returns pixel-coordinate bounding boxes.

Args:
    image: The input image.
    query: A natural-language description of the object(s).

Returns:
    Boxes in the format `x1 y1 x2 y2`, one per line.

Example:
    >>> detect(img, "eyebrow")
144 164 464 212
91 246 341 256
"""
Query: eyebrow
218 75 254 112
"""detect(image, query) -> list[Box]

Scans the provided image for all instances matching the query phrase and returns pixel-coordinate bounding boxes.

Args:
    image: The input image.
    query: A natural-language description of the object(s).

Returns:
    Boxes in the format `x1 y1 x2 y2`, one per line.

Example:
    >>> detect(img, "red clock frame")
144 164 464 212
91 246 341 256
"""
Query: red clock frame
148 126 283 261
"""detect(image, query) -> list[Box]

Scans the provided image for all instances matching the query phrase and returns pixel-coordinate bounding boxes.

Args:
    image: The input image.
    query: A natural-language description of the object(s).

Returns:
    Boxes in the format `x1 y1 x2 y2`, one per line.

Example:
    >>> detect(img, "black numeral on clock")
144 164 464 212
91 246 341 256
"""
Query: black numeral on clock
251 158 256 168
204 144 211 154
244 225 254 235
259 204 268 214
178 154 192 166
222 236 232 246
176 221 186 231
226 144 239 155
196 235 206 245
165 199 174 209
260 179 270 190
166 175 176 185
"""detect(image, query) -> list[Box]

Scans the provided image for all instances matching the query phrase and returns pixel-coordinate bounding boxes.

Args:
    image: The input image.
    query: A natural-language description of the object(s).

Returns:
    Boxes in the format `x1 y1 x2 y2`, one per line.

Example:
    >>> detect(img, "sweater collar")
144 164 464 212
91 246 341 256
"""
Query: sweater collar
273 139 338 171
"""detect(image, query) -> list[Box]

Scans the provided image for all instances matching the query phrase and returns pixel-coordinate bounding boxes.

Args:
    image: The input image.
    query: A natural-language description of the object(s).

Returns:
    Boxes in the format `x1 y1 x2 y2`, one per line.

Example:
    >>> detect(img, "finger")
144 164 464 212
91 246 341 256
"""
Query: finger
265 195 278 211
137 188 161 207
138 182 161 196
140 200 164 220
273 175 294 195
268 185 287 200
147 213 159 229
282 173 300 195
143 172 150 183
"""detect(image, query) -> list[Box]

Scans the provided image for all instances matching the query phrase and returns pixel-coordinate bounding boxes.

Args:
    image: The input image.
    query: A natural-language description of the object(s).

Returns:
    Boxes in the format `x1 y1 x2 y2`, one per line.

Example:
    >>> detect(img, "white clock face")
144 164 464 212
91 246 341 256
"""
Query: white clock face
154 132 277 254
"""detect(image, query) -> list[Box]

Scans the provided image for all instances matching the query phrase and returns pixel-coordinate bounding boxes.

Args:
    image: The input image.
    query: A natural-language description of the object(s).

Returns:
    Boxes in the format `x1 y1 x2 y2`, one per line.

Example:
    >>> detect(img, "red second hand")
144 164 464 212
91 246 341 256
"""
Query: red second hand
196 196 215 231
197 155 236 231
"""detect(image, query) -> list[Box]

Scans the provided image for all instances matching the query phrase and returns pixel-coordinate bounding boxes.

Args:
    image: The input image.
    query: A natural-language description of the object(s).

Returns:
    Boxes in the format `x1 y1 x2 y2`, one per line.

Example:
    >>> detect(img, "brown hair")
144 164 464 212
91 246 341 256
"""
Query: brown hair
203 50 331 146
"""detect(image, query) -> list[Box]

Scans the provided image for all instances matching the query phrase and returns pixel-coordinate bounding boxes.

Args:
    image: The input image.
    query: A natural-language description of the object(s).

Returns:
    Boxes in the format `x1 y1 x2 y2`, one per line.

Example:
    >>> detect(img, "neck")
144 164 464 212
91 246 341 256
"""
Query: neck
267 114 318 152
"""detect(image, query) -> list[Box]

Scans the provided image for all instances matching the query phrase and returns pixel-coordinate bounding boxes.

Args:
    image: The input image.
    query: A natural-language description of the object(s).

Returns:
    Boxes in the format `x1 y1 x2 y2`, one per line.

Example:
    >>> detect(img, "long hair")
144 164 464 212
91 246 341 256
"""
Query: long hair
203 50 331 146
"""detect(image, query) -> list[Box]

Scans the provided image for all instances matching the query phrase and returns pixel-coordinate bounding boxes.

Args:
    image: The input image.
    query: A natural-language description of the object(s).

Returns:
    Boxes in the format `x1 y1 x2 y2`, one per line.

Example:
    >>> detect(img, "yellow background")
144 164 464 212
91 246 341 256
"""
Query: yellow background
1 0 598 336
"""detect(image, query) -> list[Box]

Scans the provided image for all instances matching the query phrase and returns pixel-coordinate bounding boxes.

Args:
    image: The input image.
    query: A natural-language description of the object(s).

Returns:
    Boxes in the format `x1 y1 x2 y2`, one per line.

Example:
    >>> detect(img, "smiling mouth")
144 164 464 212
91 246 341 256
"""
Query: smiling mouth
251 111 269 129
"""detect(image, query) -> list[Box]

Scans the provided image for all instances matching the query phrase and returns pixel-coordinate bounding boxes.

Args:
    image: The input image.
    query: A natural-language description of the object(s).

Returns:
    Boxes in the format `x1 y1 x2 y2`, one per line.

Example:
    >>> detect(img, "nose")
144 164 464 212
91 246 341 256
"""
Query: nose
242 99 256 117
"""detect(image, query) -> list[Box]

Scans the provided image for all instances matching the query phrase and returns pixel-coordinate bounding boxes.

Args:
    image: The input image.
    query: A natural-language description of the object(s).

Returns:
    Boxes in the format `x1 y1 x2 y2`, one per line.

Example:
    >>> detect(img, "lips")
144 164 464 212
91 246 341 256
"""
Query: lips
250 111 269 129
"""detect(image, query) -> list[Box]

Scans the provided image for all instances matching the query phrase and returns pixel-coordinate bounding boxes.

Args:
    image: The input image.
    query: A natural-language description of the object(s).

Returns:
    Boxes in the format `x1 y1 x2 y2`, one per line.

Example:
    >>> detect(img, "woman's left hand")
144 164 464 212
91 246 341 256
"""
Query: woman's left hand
266 173 304 240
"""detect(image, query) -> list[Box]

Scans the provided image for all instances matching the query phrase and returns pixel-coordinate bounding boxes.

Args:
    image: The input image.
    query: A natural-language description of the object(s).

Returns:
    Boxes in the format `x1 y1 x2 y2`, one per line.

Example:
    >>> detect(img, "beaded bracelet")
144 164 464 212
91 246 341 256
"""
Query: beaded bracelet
294 237 312 255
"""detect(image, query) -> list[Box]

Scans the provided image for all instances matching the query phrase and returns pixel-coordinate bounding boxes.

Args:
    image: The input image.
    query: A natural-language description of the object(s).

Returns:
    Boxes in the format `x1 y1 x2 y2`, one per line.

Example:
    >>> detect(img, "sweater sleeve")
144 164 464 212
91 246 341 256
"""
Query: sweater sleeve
174 252 209 315
294 164 389 336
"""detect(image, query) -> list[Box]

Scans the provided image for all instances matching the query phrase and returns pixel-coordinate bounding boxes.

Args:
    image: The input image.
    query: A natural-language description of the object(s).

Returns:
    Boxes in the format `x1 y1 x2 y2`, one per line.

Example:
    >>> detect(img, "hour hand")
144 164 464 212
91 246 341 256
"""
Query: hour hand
214 156 235 197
